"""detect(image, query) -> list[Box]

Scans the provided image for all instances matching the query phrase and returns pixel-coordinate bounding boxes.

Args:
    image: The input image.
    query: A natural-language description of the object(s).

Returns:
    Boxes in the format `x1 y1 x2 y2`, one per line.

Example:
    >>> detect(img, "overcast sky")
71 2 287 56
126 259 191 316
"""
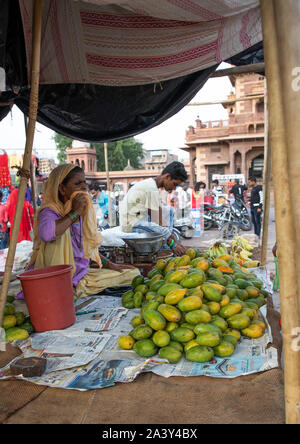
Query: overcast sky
0 63 233 163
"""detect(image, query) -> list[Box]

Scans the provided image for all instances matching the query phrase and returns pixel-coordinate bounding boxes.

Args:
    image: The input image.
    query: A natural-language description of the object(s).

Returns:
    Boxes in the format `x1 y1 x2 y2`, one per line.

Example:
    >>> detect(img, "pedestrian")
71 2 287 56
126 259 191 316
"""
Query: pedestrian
248 176 263 238
229 179 248 202
0 190 9 249
89 184 114 221
177 184 189 218
119 161 188 256
211 179 224 206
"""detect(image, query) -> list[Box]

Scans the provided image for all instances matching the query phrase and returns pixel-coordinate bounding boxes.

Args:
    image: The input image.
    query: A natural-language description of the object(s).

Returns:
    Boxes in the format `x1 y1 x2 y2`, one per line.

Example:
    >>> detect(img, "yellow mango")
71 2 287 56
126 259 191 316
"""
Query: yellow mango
118 335 135 350
251 320 266 332
196 260 210 272
220 295 230 307
241 324 264 339
158 304 182 323
165 288 186 305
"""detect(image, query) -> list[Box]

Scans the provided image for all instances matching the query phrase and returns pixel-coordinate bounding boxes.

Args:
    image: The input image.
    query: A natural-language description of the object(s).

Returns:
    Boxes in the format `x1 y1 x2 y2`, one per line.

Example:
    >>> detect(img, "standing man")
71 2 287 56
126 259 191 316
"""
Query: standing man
229 179 248 202
211 179 223 206
177 183 189 218
248 176 263 238
120 161 188 256
89 184 114 221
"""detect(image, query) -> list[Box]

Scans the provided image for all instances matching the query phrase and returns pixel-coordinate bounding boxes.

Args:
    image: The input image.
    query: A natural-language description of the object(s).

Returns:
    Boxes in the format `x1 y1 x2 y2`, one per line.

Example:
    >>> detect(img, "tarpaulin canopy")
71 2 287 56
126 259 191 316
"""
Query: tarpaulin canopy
0 0 264 141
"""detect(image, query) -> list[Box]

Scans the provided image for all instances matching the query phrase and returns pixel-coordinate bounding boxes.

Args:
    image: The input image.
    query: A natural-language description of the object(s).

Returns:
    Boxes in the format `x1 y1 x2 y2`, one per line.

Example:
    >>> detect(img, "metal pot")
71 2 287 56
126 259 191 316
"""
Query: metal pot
121 233 164 255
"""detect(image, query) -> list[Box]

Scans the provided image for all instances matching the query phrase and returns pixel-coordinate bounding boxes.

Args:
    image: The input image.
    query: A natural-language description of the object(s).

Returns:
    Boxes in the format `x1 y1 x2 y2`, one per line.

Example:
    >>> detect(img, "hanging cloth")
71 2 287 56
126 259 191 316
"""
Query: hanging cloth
0 153 11 188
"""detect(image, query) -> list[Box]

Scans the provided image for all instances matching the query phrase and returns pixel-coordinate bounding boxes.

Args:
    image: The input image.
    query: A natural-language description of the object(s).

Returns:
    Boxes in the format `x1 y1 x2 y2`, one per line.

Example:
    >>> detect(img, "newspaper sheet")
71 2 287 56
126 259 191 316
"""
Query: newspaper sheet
0 269 279 390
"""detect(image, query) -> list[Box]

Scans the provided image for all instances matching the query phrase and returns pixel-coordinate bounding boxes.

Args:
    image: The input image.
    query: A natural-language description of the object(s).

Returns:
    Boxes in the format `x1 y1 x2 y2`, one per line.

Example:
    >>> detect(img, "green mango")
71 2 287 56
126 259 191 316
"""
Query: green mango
201 284 222 302
133 339 158 357
213 341 235 357
196 332 221 347
170 327 195 343
159 346 182 363
193 323 222 336
143 310 166 331
130 324 153 340
185 345 214 363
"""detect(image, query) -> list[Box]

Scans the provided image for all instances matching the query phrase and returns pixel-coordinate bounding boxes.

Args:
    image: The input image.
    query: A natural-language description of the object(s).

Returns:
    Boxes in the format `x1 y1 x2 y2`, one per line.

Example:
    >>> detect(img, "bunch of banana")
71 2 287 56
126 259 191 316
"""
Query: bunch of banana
230 236 259 267
231 235 254 252
207 242 228 258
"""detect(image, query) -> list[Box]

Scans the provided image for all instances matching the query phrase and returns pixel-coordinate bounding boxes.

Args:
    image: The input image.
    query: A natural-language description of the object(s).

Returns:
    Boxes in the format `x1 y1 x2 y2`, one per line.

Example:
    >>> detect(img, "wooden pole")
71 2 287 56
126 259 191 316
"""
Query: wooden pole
104 143 113 227
0 0 43 329
260 79 271 266
260 0 300 424
24 115 37 214
188 94 264 107
274 0 300 422
210 62 265 78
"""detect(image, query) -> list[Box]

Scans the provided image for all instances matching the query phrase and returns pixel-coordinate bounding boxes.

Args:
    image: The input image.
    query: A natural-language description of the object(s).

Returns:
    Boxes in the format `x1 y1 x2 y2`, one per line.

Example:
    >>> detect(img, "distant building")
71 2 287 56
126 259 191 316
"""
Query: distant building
66 140 97 173
38 158 56 175
182 73 265 187
144 149 178 171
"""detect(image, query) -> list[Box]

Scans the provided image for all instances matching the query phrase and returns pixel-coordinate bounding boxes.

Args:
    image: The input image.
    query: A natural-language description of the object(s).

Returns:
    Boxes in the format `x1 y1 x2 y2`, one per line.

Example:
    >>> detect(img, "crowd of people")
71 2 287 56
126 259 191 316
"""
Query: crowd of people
0 161 265 301
0 168 264 255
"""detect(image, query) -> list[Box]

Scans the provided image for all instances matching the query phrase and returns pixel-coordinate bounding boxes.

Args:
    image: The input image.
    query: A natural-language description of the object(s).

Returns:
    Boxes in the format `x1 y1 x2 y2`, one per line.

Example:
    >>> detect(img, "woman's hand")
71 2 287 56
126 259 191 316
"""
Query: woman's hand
72 193 87 216
107 261 136 273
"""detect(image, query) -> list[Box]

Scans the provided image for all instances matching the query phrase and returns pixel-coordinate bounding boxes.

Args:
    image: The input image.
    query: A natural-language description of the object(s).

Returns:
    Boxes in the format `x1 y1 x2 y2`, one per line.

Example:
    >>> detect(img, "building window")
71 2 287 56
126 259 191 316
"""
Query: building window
210 147 221 153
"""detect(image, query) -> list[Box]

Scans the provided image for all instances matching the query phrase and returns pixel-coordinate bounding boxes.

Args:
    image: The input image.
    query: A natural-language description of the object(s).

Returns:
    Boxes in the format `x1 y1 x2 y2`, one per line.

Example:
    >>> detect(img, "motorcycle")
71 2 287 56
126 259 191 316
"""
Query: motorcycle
203 198 252 232
173 214 195 239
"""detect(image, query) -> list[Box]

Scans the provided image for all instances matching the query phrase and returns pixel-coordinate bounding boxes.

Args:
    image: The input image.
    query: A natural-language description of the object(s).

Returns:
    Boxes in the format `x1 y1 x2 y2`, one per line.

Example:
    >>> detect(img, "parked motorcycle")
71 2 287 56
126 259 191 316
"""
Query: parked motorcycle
203 198 252 234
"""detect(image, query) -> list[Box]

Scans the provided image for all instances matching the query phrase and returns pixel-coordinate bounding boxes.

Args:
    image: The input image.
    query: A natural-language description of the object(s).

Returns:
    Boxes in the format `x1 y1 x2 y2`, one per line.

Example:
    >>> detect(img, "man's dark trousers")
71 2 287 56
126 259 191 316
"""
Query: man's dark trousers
251 207 262 237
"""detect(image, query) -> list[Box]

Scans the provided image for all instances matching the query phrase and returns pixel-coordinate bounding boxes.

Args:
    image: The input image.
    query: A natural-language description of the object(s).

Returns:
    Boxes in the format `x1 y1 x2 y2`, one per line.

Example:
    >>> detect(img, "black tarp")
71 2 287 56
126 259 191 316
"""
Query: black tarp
0 0 264 142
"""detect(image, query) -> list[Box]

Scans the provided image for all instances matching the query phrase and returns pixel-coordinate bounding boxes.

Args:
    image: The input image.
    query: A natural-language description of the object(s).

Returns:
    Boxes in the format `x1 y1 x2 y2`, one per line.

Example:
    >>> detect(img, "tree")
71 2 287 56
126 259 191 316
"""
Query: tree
53 133 73 164
94 137 145 171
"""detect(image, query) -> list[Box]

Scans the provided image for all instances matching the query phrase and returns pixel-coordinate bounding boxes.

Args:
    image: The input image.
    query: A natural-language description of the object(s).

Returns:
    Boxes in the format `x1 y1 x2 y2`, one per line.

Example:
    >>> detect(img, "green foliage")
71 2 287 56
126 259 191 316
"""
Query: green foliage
94 137 145 171
53 133 73 164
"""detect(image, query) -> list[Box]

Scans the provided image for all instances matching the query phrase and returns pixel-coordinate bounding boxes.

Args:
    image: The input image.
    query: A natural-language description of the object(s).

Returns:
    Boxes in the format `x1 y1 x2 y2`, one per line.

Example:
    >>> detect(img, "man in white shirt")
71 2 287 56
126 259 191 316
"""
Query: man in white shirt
120 162 188 255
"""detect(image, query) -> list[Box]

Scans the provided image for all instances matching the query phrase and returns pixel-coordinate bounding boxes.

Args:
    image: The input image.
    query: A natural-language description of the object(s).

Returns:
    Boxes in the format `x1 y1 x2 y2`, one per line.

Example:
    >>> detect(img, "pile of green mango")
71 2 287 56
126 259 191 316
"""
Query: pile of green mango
2 296 34 343
118 248 268 363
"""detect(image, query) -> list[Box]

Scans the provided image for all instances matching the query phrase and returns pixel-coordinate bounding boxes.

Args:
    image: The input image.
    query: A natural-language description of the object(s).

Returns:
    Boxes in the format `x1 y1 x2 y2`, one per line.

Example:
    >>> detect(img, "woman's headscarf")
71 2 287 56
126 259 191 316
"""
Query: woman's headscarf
28 164 103 268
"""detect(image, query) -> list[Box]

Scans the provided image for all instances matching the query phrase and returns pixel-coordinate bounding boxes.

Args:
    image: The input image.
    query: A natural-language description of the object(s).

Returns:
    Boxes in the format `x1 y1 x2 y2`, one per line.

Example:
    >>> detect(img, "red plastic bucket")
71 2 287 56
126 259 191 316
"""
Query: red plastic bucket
18 265 75 332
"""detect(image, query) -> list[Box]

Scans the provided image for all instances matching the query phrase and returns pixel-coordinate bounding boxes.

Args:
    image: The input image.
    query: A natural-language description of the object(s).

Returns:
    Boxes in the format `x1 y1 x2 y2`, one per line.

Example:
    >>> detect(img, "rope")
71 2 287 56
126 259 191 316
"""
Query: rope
11 166 31 179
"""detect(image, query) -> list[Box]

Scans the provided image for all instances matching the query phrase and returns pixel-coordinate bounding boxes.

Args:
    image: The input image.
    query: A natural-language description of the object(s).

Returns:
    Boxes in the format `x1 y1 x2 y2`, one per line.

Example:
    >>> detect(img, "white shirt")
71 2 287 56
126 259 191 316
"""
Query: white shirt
119 178 160 232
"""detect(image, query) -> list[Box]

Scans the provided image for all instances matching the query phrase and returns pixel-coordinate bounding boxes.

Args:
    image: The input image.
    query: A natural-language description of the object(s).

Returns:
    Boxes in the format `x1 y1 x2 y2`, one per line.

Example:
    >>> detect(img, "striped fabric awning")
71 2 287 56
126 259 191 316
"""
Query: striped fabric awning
19 0 262 87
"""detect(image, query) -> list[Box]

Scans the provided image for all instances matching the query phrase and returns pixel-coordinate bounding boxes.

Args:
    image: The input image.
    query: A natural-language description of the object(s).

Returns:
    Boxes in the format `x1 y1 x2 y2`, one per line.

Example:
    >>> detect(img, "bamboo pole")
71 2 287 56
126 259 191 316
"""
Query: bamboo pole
24 115 37 214
0 0 43 329
210 62 265 78
188 94 264 107
260 79 272 266
104 143 113 227
260 0 300 424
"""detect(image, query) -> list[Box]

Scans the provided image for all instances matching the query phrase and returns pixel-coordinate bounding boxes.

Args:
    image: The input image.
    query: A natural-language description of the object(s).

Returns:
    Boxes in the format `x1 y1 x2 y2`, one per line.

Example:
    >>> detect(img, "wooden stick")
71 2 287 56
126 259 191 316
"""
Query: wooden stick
210 62 265 78
188 95 264 106
260 0 300 424
260 79 271 266
104 143 113 227
24 115 37 214
0 0 43 328
273 0 300 422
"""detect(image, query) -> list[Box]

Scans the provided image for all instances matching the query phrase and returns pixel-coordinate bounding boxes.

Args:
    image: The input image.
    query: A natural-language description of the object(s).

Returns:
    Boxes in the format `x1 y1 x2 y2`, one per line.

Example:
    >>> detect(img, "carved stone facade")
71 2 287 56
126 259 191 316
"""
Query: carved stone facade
182 73 265 187
66 140 97 173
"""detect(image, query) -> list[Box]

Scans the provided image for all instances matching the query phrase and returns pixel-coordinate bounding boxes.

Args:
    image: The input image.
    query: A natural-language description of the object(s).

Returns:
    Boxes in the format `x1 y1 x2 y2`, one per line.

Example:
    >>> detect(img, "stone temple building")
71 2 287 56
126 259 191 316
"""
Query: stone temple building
182 72 265 187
